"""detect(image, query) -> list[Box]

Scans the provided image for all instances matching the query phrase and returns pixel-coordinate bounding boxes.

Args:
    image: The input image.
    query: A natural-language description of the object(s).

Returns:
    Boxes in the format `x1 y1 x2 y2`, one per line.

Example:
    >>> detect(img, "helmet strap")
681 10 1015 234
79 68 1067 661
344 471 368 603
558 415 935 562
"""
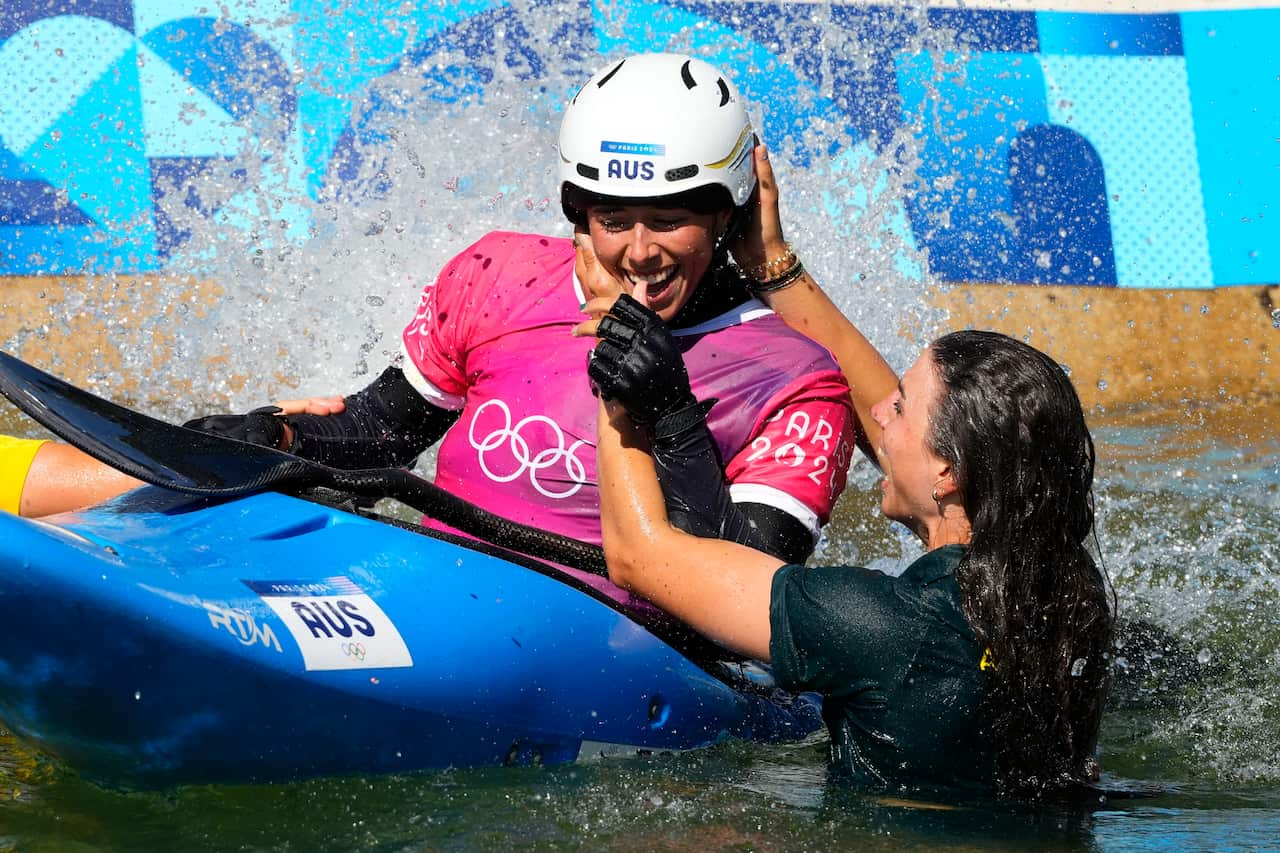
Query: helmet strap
671 209 751 331
711 206 745 261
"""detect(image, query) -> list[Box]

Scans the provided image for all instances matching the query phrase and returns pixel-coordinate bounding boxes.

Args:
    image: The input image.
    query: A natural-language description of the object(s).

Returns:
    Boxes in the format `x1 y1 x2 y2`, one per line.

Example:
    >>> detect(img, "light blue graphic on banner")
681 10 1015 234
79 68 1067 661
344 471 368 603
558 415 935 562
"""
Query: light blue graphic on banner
1036 11 1183 56
0 16 156 272
0 17 130 154
601 141 666 156
136 42 246 158
1043 54 1211 288
0 1 1276 286
1183 8 1280 285
293 0 500 194
897 45 1130 285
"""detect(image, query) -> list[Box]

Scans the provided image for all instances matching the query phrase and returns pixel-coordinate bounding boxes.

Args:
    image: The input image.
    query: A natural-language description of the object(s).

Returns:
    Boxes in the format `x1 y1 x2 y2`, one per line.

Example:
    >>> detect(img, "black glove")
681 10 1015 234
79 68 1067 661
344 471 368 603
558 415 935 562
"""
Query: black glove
183 405 289 450
588 294 695 425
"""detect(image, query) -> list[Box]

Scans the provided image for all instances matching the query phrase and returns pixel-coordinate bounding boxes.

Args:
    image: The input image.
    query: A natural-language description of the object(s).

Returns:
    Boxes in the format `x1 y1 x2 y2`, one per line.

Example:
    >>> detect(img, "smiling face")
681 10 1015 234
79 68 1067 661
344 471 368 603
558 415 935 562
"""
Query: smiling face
583 203 730 322
870 348 952 538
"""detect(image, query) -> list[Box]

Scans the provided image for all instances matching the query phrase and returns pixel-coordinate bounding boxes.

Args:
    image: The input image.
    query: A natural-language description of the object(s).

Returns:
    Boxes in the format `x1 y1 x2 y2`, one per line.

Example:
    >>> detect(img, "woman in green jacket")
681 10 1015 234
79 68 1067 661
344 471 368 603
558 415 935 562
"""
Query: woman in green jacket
582 146 1113 798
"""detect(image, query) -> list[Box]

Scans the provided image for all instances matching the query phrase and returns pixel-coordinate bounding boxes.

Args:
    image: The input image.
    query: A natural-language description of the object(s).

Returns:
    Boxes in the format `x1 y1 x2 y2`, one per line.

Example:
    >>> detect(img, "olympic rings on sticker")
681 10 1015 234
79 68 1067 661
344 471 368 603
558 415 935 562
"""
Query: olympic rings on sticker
467 399 588 499
342 642 367 661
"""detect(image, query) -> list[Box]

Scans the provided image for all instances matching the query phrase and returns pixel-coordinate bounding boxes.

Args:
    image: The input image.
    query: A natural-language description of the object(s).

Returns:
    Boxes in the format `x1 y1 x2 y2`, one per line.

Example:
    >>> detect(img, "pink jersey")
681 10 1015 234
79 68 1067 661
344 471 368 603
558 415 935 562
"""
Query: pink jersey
402 232 855 593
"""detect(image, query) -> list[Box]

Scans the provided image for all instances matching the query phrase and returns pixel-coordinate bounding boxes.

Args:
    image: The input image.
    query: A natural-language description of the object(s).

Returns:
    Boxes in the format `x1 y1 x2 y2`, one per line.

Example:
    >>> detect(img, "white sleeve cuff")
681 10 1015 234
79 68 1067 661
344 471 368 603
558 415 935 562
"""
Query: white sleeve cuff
399 341 465 411
729 483 821 541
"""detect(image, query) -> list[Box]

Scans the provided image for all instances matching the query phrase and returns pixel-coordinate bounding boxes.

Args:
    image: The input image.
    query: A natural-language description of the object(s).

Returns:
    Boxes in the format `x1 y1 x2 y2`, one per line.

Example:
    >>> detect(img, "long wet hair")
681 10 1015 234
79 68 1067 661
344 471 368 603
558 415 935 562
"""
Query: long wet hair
926 330 1114 798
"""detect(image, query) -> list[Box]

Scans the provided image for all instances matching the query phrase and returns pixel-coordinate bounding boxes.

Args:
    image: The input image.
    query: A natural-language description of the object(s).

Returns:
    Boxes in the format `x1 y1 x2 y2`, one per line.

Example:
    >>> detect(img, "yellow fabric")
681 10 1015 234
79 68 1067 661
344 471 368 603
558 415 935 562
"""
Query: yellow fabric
0 435 47 516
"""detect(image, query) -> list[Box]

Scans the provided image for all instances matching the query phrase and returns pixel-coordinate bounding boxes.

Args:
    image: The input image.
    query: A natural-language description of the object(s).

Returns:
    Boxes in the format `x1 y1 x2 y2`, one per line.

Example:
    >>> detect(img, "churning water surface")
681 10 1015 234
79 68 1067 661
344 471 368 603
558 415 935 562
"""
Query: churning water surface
0 405 1277 850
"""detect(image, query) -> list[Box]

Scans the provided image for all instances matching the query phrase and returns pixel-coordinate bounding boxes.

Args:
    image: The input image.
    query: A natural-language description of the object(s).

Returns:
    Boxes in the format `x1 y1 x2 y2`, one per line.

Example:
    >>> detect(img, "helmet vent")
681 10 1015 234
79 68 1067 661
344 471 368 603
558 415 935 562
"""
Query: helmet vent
716 79 730 106
680 60 697 89
576 163 600 181
665 165 699 181
596 59 626 88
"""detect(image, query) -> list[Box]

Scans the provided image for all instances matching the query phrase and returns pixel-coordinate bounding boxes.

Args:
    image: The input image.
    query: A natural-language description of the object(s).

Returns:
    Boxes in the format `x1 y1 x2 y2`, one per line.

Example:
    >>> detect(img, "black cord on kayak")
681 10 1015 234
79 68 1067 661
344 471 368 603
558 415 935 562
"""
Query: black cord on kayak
330 468 608 577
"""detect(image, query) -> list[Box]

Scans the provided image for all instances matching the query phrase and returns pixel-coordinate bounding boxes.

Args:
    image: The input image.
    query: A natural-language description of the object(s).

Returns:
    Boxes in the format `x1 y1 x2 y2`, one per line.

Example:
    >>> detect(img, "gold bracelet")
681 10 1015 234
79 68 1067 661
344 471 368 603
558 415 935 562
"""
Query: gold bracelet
747 260 806 294
743 243 796 282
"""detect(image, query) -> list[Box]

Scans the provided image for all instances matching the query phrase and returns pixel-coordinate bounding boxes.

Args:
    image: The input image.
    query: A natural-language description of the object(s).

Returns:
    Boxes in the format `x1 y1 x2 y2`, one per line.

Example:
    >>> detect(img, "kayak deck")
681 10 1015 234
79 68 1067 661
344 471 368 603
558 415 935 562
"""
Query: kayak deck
0 487 820 785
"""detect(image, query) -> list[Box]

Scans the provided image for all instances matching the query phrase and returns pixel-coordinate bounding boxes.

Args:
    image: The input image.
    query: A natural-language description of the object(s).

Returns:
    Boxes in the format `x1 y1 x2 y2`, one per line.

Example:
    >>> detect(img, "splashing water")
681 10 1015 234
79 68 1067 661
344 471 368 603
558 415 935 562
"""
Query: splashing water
130 0 938 418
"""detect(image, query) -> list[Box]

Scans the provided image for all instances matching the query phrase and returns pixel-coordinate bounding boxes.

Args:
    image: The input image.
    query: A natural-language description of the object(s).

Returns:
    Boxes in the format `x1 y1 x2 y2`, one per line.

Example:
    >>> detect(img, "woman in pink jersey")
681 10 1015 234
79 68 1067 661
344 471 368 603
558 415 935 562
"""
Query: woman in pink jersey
187 53 857 585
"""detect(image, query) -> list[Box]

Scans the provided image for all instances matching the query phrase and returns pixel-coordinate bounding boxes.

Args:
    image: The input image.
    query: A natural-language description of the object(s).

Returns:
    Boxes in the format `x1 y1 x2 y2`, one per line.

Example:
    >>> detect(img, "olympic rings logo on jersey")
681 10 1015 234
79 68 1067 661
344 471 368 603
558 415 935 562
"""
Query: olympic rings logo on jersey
342 642 367 661
467 399 588 499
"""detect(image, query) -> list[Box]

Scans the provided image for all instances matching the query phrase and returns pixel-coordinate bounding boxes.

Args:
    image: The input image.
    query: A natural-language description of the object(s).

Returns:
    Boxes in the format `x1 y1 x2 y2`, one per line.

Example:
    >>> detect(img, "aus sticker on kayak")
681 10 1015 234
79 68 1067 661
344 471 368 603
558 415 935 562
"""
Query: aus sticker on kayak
242 577 414 671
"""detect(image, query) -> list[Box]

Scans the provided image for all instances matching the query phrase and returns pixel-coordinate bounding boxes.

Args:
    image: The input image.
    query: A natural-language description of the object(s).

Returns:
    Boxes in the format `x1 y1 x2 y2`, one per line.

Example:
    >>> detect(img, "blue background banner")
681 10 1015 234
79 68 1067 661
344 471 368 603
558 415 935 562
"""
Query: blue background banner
1 1 1276 287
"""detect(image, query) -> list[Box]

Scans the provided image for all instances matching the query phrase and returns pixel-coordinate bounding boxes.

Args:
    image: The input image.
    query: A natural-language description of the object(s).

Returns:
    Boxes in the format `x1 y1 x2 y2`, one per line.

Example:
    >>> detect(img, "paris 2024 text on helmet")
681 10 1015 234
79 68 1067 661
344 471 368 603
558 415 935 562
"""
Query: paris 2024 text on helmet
558 53 757 223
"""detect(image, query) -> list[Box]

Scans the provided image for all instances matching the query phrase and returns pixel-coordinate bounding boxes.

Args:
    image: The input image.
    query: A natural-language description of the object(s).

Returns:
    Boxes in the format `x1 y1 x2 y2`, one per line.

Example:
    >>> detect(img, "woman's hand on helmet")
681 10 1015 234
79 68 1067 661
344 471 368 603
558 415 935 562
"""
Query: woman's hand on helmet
730 144 789 274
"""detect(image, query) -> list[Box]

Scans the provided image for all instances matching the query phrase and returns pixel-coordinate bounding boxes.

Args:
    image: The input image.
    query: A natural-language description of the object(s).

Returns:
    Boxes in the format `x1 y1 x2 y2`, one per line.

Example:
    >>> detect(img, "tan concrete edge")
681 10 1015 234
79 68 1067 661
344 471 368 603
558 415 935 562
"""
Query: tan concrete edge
3 275 1278 414
930 283 1280 411
0 275 223 402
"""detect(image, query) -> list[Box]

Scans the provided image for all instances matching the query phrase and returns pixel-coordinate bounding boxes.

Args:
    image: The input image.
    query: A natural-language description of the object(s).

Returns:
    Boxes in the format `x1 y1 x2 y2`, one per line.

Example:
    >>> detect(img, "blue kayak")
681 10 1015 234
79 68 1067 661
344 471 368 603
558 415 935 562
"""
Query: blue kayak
0 486 821 786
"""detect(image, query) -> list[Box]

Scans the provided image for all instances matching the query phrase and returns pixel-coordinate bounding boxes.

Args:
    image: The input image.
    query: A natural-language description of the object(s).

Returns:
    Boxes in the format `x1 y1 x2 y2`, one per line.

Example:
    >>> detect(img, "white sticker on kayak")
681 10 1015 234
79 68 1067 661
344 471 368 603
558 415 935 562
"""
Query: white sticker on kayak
243 577 413 671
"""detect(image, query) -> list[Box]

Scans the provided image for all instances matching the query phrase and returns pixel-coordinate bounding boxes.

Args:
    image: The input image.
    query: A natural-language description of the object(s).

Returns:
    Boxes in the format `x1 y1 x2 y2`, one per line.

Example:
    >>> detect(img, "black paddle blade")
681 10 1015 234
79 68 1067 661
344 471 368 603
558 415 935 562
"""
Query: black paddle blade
0 350 319 496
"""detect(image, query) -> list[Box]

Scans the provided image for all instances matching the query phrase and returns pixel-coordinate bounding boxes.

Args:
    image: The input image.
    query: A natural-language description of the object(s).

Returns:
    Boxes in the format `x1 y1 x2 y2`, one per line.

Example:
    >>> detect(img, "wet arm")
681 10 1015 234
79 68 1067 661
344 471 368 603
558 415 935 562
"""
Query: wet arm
23 443 141 517
757 278 894 467
733 145 897 466
598 399 782 661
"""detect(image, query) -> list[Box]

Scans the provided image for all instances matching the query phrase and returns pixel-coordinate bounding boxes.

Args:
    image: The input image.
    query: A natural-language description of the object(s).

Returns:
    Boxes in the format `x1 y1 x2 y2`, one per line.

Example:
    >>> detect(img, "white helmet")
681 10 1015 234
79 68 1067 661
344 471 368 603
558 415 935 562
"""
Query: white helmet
558 53 756 221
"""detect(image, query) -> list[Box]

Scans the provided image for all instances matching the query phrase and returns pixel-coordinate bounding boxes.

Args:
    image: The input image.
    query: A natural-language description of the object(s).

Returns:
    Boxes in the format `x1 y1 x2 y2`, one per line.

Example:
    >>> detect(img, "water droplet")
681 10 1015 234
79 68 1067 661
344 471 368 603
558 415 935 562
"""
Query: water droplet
1097 380 1109 392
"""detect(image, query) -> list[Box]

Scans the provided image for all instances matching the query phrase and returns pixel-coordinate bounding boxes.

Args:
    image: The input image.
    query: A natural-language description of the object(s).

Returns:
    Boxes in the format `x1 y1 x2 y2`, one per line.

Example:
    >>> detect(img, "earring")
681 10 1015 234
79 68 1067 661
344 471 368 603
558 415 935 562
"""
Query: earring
931 482 944 504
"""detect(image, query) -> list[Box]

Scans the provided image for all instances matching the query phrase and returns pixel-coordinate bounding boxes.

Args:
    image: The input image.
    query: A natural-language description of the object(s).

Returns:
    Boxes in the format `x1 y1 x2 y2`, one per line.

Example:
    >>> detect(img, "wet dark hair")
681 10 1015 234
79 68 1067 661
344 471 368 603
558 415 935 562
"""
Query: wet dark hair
560 183 734 229
926 330 1114 799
